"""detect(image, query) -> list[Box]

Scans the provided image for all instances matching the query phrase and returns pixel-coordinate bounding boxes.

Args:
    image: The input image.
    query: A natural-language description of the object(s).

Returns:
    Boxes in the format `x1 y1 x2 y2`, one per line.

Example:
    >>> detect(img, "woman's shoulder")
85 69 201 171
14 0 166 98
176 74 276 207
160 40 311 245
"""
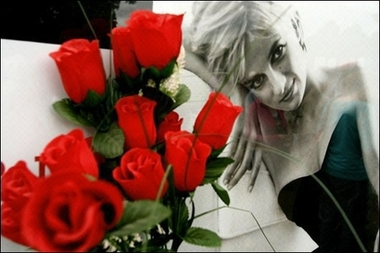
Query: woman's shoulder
323 61 368 99
325 61 364 82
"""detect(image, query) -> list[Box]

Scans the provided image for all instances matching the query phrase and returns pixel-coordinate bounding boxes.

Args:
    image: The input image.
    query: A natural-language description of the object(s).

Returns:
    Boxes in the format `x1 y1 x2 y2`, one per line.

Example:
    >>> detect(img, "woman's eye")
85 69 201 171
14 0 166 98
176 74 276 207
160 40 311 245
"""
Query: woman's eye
242 74 265 89
272 44 286 62
252 75 265 88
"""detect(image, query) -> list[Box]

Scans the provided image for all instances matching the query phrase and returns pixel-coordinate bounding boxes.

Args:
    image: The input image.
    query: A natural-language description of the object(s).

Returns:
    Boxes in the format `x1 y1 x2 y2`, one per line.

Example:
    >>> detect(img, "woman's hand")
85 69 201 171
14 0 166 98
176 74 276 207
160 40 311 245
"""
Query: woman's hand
223 92 263 192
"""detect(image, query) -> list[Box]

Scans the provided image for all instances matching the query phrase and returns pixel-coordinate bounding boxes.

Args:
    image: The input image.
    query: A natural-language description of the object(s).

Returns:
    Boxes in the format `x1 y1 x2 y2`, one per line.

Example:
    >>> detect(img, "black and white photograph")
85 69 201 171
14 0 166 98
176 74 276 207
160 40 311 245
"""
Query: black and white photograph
1 1 378 252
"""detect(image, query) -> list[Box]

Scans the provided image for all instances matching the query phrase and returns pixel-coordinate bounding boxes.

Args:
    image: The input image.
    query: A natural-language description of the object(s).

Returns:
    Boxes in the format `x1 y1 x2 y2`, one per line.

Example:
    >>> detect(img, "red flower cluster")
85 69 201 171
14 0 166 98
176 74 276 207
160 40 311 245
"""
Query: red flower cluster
113 90 242 197
1 161 39 246
1 156 123 252
111 10 183 77
1 10 243 252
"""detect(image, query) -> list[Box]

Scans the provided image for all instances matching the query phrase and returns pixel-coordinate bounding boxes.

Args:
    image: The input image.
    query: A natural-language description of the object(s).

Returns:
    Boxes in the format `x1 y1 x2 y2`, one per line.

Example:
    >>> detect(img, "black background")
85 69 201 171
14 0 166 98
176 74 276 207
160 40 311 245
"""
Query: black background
0 1 154 49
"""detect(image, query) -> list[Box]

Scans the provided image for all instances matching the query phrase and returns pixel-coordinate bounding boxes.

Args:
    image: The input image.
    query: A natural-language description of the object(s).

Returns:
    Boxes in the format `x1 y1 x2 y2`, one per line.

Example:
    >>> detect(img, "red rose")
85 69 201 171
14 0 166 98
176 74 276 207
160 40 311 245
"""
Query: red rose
164 131 212 192
21 172 124 252
121 10 183 71
2 202 30 246
1 161 38 246
49 39 106 103
1 161 38 205
194 92 243 150
111 26 140 78
113 148 168 200
39 128 99 177
157 111 183 143
115 95 157 149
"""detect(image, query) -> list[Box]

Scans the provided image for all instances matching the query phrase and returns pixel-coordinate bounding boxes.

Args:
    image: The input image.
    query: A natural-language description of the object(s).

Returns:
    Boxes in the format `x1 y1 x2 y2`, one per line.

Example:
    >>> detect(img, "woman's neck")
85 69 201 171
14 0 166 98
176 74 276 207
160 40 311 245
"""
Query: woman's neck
303 64 327 104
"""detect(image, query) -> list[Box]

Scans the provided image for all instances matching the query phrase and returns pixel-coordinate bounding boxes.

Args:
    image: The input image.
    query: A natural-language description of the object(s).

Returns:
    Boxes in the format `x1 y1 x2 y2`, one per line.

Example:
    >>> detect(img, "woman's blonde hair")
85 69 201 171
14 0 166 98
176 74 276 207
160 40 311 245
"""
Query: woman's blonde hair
188 1 300 92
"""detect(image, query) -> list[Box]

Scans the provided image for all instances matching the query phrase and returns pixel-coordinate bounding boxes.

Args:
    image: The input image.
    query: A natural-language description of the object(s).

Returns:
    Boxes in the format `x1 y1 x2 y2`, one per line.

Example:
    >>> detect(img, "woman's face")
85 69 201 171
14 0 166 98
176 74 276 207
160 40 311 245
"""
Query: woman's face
241 16 308 111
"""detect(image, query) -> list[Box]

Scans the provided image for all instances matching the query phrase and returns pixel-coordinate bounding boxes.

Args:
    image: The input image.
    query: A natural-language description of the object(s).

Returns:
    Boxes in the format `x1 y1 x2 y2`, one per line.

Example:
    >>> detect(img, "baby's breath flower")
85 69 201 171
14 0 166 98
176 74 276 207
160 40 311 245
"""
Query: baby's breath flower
147 79 156 88
159 45 186 100
177 45 186 69
156 224 166 235
160 70 180 99
111 235 123 243
103 239 111 248
133 233 143 242
100 238 118 252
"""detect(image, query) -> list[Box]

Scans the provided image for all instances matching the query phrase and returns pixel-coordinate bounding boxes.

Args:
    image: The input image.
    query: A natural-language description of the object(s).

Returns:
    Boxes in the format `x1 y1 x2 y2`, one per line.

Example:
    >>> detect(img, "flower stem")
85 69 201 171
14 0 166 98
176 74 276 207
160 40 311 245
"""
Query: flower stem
171 235 183 251
77 1 98 40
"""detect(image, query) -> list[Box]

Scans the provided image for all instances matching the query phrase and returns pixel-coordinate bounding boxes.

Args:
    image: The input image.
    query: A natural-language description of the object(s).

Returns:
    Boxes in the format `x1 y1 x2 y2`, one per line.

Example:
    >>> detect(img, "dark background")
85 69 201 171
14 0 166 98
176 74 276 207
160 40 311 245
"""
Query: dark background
1 1 153 49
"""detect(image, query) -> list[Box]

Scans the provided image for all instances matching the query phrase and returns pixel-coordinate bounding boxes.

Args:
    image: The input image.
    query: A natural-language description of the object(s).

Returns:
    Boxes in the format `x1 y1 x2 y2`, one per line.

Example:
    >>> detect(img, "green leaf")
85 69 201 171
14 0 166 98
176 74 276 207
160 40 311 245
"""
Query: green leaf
158 59 176 79
141 60 176 81
211 182 230 206
202 157 234 184
92 123 124 158
53 99 93 127
171 84 191 110
82 89 103 108
142 66 160 80
118 71 141 95
210 145 227 159
120 71 137 89
142 86 174 121
104 78 121 108
183 227 222 247
177 198 191 236
110 200 171 237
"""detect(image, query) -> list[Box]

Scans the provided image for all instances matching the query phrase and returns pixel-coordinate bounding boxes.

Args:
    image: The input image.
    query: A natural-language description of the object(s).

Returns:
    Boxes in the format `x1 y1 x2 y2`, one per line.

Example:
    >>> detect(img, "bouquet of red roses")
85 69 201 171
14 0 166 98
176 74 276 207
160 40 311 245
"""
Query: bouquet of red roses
1 10 243 252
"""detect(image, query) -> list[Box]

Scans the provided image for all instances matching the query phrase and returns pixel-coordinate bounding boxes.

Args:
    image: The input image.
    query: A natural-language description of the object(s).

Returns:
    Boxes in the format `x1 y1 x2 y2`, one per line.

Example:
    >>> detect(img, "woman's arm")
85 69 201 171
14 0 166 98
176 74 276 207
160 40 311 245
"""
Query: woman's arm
183 26 261 191
182 25 232 95
183 45 220 91
184 53 216 88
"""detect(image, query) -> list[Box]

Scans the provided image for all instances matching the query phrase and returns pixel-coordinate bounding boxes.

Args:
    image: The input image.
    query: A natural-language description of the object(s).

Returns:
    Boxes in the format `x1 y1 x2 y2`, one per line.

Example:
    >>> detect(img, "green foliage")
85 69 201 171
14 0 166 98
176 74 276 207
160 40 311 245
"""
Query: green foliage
53 99 93 127
211 182 230 206
183 227 222 247
141 60 176 82
118 71 142 95
158 59 177 79
203 157 234 184
82 89 103 108
142 86 175 122
171 84 191 110
92 123 125 158
110 200 172 237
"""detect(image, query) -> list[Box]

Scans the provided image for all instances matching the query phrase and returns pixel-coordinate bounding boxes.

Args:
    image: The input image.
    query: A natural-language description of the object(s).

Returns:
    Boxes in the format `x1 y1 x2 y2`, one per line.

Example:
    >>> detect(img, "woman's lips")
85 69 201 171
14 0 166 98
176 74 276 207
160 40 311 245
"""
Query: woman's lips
280 79 295 103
